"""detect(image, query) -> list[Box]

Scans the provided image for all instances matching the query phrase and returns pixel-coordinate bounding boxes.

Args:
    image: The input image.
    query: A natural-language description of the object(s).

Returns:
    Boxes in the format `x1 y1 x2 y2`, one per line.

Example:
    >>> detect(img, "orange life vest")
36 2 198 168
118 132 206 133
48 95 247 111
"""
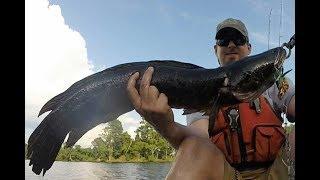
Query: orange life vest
210 96 285 169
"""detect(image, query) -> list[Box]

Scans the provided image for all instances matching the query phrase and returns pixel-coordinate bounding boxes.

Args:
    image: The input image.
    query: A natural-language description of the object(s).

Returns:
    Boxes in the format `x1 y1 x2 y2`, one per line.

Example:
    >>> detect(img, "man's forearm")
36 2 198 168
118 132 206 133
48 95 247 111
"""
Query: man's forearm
286 95 295 122
287 95 295 117
156 122 207 150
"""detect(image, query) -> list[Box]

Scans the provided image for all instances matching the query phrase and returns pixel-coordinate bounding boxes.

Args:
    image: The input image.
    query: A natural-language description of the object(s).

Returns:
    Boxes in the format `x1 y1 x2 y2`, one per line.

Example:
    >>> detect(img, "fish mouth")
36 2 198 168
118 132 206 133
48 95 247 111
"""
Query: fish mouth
231 82 270 102
274 48 287 69
232 90 262 102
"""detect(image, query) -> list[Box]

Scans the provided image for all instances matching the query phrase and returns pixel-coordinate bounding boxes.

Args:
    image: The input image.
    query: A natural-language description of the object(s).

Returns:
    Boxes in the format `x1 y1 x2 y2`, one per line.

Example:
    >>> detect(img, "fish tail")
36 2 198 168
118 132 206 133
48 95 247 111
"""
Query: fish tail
38 93 67 117
27 113 69 175
65 128 89 148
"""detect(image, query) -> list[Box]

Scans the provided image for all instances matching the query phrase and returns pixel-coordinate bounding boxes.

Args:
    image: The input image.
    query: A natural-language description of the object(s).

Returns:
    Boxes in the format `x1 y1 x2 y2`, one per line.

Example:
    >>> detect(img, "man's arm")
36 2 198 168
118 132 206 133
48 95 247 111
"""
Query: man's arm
267 77 295 122
164 119 209 149
287 95 295 118
126 67 209 150
188 118 209 138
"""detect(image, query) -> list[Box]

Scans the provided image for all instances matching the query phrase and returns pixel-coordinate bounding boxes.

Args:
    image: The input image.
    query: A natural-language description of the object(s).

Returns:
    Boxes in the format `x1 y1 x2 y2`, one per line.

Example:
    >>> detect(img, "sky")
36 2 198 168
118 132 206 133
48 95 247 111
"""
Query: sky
25 0 295 148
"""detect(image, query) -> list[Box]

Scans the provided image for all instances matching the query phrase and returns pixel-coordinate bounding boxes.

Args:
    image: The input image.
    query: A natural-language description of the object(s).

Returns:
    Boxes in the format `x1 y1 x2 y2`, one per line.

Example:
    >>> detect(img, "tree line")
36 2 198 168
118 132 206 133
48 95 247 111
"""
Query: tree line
26 119 175 163
25 120 295 163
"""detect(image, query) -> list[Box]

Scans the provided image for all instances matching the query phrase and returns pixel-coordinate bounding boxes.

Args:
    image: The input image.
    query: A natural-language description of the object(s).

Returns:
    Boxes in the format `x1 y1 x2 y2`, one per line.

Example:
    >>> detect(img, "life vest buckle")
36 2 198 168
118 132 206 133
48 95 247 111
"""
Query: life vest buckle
228 108 239 131
249 98 261 114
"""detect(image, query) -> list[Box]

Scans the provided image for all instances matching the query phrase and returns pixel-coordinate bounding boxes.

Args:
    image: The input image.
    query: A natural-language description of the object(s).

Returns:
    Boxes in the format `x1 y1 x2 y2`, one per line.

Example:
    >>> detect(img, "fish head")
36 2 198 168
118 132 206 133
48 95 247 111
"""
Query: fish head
226 47 287 102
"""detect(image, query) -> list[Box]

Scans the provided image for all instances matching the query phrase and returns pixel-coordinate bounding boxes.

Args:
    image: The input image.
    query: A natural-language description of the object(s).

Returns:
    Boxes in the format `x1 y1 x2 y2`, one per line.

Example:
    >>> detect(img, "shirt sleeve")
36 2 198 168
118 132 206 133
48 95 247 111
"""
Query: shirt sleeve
266 77 295 115
186 112 209 126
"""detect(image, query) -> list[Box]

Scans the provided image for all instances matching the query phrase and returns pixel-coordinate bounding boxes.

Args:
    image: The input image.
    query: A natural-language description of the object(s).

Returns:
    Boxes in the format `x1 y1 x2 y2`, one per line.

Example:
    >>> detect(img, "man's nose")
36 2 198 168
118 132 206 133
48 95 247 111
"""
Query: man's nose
227 41 236 48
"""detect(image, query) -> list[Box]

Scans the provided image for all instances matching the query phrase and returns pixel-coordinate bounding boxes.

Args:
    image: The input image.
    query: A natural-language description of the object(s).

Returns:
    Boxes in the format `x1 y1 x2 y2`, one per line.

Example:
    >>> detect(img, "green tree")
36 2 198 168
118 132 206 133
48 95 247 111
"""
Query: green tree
120 132 134 160
284 123 295 134
53 118 175 163
102 120 124 159
134 120 174 160
56 146 72 161
92 137 109 161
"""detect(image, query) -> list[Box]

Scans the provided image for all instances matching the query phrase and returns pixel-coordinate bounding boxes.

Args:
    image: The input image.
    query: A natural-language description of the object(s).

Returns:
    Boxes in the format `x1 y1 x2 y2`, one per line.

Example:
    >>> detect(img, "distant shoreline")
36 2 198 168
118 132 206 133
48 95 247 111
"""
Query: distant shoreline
25 158 173 163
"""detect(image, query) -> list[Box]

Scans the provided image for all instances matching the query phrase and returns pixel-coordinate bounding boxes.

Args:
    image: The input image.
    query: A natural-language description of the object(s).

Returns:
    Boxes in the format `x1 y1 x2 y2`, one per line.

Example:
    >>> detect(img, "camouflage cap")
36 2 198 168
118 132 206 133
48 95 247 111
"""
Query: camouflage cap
215 18 249 41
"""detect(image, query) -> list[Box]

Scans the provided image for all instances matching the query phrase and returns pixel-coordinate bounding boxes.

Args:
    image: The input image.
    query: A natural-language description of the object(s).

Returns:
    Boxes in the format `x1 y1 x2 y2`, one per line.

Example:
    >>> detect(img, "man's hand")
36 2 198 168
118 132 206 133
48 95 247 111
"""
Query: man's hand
126 67 175 135
127 66 209 149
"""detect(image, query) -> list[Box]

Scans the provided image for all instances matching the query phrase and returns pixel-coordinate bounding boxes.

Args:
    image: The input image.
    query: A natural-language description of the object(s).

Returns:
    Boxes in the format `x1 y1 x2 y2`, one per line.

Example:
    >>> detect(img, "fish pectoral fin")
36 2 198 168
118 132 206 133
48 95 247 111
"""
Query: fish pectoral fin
208 94 222 137
282 69 293 77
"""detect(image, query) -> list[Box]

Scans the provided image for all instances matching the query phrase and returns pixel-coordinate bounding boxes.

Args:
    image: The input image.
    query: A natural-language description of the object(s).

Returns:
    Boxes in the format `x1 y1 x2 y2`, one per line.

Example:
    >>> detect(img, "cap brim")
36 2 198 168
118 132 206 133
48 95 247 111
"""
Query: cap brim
215 27 247 39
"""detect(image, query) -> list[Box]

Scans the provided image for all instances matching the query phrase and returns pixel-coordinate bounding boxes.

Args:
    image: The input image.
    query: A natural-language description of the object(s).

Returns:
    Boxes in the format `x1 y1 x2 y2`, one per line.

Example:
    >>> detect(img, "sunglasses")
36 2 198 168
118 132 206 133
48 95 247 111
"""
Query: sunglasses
216 36 248 47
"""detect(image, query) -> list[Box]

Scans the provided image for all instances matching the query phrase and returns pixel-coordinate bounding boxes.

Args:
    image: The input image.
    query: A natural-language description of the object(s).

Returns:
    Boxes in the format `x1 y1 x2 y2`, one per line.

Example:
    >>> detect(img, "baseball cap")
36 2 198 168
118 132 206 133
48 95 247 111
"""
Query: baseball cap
215 18 249 41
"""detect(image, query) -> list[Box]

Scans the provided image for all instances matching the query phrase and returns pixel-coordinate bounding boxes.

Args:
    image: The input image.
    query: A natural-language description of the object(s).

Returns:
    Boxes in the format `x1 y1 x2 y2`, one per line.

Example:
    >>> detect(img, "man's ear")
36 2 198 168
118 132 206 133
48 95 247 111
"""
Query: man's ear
214 44 217 55
247 43 252 54
214 45 221 65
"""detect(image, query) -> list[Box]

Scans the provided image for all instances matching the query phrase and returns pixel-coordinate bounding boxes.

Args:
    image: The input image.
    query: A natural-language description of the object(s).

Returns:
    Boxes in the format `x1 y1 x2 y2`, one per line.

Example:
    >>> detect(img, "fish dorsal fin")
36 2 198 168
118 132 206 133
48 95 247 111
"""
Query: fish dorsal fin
208 93 222 137
148 60 205 69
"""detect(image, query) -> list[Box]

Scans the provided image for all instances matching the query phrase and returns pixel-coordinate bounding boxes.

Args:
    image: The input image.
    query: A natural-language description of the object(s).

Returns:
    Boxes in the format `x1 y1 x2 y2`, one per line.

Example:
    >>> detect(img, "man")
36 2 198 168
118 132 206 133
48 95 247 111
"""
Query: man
126 18 295 179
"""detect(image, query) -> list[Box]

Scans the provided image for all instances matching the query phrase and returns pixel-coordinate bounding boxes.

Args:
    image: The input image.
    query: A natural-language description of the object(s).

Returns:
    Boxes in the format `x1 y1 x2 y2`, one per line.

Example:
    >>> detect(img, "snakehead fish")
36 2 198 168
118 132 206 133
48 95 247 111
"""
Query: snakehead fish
27 46 288 175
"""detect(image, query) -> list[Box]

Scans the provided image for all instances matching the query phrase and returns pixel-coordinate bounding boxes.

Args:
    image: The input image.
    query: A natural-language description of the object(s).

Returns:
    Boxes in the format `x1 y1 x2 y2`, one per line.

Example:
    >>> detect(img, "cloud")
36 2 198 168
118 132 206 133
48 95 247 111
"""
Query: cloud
118 111 143 138
75 111 142 148
157 3 174 23
177 11 220 26
25 0 94 141
246 0 271 14
246 0 294 28
179 12 191 20
251 31 278 47
75 124 108 148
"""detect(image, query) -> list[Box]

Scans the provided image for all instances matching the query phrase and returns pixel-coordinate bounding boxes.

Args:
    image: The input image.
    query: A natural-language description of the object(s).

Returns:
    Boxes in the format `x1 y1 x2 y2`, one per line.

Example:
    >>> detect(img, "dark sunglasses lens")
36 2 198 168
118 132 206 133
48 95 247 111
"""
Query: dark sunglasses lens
217 39 229 46
217 36 247 46
234 37 246 46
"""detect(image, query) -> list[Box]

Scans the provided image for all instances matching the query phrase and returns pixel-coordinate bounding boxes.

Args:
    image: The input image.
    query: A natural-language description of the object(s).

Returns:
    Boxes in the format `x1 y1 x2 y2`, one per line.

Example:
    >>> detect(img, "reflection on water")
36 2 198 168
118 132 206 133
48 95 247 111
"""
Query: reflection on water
25 160 172 180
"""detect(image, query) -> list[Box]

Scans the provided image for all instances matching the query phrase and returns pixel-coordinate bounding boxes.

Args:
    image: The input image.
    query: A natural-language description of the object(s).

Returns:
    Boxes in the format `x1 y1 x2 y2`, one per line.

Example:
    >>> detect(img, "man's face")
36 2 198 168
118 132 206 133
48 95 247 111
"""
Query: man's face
214 28 251 66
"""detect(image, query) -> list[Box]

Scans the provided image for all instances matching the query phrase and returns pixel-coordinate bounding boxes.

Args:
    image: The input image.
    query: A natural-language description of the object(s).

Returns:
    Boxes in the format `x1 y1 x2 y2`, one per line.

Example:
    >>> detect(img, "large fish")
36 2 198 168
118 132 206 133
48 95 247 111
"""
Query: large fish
27 45 290 175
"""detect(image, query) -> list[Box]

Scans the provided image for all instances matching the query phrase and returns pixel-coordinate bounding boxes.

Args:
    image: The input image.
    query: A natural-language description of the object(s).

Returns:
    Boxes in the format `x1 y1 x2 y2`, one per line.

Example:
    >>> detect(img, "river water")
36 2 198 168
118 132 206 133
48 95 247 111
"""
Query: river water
25 160 172 180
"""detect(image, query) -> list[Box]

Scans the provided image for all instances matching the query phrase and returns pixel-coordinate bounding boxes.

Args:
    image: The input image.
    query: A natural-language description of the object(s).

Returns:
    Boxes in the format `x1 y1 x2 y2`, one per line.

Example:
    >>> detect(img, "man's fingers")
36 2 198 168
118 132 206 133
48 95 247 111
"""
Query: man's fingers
149 85 160 100
140 67 154 99
158 93 168 105
127 72 142 110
